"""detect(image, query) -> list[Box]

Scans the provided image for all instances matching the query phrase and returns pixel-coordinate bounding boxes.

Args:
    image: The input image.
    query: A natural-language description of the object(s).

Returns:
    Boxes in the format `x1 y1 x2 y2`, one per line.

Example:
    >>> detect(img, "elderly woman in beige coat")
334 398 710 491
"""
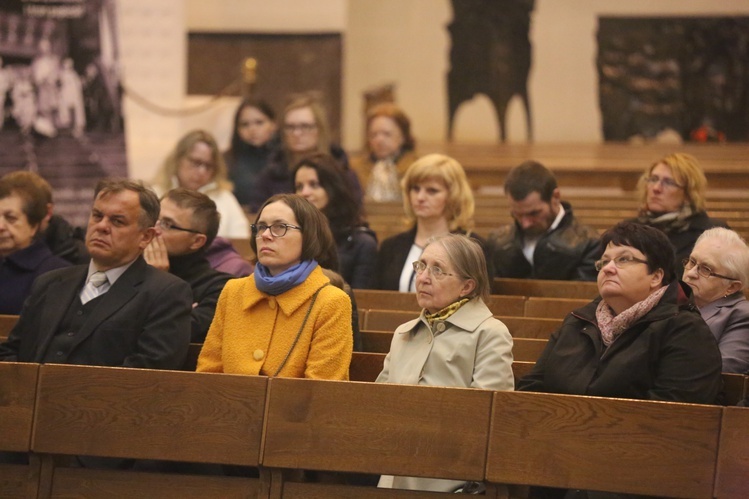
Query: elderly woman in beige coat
376 233 514 493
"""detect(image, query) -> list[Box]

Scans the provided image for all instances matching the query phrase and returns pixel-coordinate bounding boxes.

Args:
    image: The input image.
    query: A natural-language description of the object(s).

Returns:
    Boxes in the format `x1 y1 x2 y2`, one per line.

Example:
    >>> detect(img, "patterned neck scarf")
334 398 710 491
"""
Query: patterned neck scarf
637 204 695 234
424 297 470 327
596 286 668 347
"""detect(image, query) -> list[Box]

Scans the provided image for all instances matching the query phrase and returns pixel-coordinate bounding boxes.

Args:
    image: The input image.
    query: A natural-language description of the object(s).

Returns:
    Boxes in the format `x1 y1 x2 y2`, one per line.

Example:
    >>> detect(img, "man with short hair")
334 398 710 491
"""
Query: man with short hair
488 160 601 281
0 179 192 368
144 188 233 342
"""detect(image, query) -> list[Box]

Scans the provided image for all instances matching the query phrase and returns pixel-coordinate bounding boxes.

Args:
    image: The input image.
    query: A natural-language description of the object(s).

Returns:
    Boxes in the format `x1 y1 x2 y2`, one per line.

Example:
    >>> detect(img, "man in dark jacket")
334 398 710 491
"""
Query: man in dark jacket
488 160 601 281
144 188 233 342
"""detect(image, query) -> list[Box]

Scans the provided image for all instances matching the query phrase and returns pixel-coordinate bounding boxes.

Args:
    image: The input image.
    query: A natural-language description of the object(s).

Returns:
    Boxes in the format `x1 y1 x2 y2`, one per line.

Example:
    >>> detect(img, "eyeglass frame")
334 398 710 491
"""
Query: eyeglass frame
594 255 649 272
184 155 215 171
412 260 459 280
643 175 684 190
682 257 737 281
251 222 303 238
283 123 318 134
157 219 202 234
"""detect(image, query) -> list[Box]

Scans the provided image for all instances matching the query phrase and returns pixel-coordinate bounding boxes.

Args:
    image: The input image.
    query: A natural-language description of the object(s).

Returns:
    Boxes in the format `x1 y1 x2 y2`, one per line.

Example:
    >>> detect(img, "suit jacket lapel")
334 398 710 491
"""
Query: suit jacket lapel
75 258 146 343
34 267 87 361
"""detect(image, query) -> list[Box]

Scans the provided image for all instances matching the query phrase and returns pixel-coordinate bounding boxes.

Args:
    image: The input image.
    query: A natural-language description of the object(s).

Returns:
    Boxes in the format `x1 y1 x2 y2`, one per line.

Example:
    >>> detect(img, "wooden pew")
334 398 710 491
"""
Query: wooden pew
0 362 40 499
486 391 723 498
353 289 526 317
715 406 749 498
0 314 19 337
721 373 747 406
32 364 269 497
262 377 497 498
524 297 589 319
492 278 599 299
362 310 561 339
360 329 547 362
349 351 538 387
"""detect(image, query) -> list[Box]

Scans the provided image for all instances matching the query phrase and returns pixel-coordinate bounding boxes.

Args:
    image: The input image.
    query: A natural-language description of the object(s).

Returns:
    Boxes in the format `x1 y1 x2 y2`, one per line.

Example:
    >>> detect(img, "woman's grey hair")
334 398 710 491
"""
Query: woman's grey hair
695 227 749 289
424 233 490 302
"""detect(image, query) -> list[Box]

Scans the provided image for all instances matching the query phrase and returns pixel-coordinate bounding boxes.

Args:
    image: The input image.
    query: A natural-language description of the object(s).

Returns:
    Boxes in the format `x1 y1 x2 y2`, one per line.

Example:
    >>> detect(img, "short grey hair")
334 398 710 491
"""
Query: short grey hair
695 227 749 289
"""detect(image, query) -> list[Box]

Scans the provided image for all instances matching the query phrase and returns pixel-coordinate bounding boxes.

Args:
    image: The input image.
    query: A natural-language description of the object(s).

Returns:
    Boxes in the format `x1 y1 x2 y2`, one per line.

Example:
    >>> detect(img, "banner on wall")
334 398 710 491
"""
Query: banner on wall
0 0 126 228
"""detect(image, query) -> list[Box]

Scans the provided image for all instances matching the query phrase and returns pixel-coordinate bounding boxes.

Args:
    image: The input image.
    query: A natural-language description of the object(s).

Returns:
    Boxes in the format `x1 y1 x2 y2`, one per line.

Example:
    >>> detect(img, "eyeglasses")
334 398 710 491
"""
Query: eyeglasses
283 123 317 134
157 219 202 234
682 257 737 280
251 222 302 238
412 261 457 280
595 255 649 272
644 175 684 190
185 156 215 171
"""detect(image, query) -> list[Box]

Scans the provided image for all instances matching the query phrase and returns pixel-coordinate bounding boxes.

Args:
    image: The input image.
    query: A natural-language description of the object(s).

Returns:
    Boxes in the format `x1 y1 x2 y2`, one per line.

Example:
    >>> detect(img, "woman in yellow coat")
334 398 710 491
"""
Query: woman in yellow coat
197 193 353 379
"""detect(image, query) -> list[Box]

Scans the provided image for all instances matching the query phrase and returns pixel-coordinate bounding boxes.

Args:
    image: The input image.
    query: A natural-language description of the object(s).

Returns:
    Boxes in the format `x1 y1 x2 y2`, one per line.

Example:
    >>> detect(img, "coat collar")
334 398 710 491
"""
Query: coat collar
699 291 746 320
395 298 493 336
4 239 53 271
242 266 330 316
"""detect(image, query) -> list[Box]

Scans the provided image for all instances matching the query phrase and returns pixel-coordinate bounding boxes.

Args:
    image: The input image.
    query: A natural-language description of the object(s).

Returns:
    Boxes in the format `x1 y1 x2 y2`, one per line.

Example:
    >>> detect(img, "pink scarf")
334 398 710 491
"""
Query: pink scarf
596 286 668 347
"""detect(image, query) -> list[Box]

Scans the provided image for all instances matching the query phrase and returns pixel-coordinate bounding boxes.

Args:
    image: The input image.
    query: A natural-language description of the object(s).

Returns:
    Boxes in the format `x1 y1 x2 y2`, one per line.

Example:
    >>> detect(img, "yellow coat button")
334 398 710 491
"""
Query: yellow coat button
253 349 264 361
268 298 276 310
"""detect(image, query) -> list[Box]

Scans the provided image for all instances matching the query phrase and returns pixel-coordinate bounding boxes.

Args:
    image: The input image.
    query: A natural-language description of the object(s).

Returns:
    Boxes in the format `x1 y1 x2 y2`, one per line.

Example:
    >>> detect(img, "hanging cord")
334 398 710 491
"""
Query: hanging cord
120 76 243 117
271 284 329 377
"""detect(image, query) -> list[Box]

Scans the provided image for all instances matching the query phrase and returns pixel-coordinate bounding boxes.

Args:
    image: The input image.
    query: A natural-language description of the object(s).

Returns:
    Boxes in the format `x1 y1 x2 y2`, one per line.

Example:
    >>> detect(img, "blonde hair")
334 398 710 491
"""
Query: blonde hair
282 93 331 156
637 153 707 212
152 130 232 193
401 154 474 231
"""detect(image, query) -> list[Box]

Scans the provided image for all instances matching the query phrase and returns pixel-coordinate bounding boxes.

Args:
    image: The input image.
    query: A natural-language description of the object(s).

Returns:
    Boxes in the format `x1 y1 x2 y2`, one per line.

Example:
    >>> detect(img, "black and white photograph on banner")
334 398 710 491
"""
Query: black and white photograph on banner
0 0 124 227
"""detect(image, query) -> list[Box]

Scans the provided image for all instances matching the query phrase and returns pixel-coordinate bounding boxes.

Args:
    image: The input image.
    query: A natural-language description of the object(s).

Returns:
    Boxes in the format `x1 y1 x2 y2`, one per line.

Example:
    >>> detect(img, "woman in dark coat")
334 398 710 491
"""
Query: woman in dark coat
293 153 377 289
518 221 722 404
632 152 727 276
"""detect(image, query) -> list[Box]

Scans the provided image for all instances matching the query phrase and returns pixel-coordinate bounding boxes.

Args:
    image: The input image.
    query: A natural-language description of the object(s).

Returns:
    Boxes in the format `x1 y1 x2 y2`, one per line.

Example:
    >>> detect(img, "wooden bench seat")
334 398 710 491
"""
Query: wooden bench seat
492 278 599 299
354 290 526 316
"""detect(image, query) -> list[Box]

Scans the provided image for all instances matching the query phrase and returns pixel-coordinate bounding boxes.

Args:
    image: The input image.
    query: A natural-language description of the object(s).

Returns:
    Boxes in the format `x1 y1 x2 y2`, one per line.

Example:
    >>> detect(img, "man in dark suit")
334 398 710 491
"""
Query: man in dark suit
144 188 233 342
0 178 192 369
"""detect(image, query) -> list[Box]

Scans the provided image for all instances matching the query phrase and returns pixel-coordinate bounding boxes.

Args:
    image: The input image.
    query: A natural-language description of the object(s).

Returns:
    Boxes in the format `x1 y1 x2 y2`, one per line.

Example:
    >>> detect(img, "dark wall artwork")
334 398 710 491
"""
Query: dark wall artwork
187 32 342 142
446 0 534 143
598 17 749 142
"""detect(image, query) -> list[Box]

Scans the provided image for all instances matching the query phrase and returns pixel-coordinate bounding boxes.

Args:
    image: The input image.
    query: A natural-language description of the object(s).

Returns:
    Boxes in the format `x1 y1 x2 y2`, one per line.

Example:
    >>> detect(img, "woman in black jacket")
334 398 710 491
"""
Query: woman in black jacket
293 153 377 289
518 221 722 404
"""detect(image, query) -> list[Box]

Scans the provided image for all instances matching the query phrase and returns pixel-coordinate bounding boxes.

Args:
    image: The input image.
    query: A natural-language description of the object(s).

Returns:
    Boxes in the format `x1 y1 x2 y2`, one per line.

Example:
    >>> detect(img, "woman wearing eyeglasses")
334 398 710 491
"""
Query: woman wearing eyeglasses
252 94 362 212
682 227 749 374
197 194 353 379
633 152 728 277
518 221 722 405
152 130 249 239
376 233 513 493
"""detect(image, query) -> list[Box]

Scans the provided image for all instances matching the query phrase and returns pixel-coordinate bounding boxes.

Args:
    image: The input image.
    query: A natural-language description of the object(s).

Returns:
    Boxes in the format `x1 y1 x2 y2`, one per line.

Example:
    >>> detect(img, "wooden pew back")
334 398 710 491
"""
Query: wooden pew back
715 406 749 497
354 290 526 317
32 365 268 497
493 278 599 299
262 377 493 491
487 391 722 498
0 362 40 499
0 314 19 337
33 365 267 465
